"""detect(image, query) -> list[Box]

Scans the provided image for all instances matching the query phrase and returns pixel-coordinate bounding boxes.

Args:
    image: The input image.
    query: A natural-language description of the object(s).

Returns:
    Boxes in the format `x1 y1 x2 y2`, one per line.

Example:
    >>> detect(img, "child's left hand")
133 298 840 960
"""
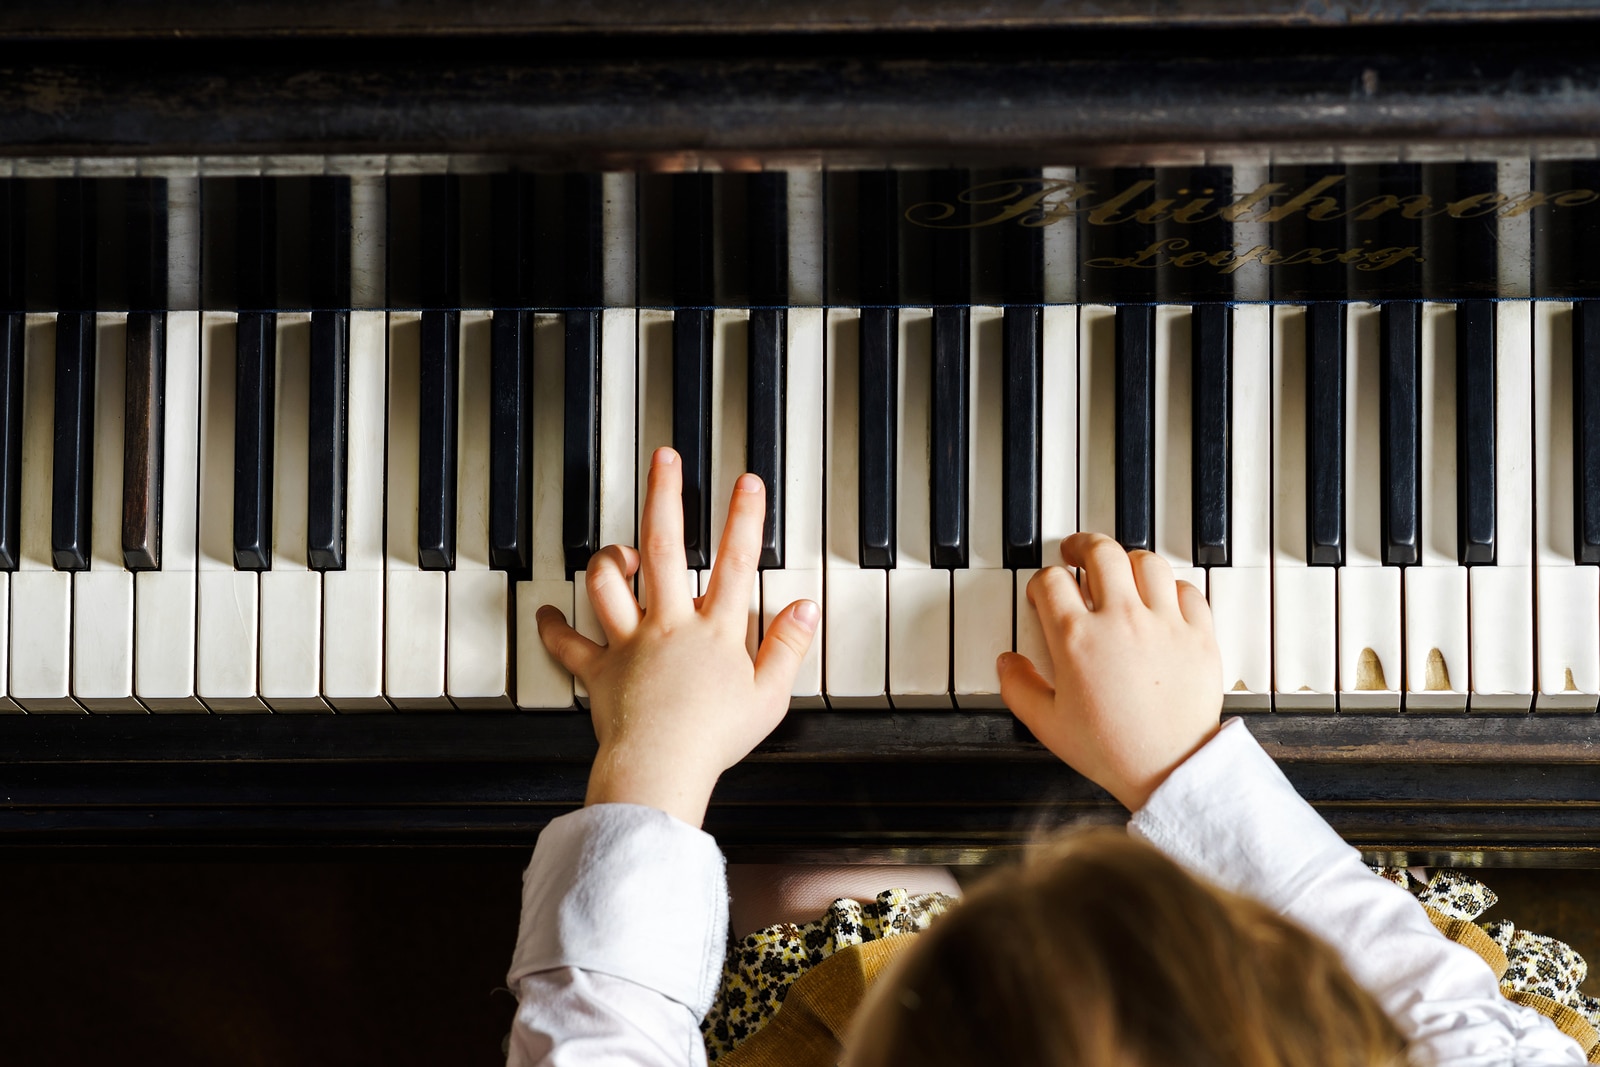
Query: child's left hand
536 447 820 828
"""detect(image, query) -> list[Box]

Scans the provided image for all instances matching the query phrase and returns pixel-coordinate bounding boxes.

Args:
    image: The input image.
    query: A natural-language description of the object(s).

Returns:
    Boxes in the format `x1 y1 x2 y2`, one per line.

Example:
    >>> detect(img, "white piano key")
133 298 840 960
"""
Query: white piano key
954 568 1011 708
602 173 636 308
762 568 823 705
1013 569 1051 685
1040 167 1077 306
517 578 575 710
516 314 575 709
969 307 1006 570
1209 566 1271 710
1039 305 1077 570
825 309 886 706
708 309 749 568
136 310 202 712
384 312 448 708
73 313 140 711
761 306 827 707
13 315 77 711
446 311 511 708
1404 566 1470 710
1153 304 1193 570
785 308 826 571
787 167 824 308
196 313 264 712
599 307 637 550
1272 306 1336 710
1336 304 1400 713
890 309 949 707
0 574 13 711
349 175 386 310
1077 305 1116 538
322 310 388 710
955 308 1010 707
1472 566 1536 711
1471 301 1534 711
635 308 674 586
1535 567 1600 711
1533 301 1599 711
1213 305 1273 711
825 568 888 708
259 313 327 712
1413 303 1469 711
1337 566 1402 712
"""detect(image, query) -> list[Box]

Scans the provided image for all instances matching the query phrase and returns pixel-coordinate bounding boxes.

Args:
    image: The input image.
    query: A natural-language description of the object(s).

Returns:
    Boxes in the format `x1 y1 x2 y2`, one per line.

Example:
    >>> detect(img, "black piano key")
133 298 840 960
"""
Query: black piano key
859 307 897 569
50 311 95 572
488 309 531 573
564 309 601 575
416 309 458 572
674 174 714 308
307 310 349 572
1577 301 1600 565
1002 305 1041 570
418 174 460 309
1379 302 1421 567
0 180 22 313
121 311 164 571
56 179 97 312
232 311 275 572
748 173 788 309
931 305 969 569
1456 300 1496 565
235 177 275 311
1305 302 1345 567
0 313 20 570
1191 304 1230 567
126 178 168 313
748 307 785 569
1114 305 1155 554
308 175 351 312
673 308 713 570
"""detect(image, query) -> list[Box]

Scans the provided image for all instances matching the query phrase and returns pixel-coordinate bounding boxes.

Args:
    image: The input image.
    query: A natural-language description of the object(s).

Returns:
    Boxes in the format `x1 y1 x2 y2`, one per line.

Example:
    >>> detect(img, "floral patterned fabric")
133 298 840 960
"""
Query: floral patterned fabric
1371 866 1600 1049
701 888 957 1061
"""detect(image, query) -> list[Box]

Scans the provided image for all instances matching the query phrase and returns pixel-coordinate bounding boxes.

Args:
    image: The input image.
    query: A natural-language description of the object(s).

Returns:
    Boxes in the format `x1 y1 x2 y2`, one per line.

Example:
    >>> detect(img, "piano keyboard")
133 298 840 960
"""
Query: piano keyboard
2 156 1599 713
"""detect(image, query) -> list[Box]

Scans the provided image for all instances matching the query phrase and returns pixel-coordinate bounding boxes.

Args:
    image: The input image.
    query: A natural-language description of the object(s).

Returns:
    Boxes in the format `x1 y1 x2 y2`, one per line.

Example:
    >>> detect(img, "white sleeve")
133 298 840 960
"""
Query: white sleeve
1128 717 1587 1067
506 803 729 1067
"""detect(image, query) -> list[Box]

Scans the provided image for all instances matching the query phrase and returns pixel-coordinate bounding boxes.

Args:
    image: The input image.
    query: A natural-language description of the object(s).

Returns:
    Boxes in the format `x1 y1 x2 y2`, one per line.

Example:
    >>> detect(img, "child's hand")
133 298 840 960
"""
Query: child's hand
998 532 1223 812
536 448 820 828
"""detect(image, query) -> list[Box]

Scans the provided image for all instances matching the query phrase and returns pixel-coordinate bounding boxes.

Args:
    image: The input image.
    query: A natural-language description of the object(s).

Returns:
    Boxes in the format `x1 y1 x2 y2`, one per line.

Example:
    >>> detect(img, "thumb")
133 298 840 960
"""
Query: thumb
754 599 820 697
998 651 1055 730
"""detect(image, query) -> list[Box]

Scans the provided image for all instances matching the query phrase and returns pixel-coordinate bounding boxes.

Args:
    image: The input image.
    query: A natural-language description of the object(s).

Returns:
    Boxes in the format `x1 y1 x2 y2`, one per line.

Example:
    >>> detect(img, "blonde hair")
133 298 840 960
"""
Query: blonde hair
846 828 1408 1067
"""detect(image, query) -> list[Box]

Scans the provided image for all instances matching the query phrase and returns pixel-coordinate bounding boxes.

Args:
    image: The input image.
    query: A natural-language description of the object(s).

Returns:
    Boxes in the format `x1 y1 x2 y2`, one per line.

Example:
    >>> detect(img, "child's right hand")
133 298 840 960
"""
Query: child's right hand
998 532 1224 812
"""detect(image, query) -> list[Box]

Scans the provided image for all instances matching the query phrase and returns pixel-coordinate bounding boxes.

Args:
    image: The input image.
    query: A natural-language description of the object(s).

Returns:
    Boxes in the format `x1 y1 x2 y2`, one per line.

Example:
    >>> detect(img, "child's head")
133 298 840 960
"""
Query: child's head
846 828 1407 1067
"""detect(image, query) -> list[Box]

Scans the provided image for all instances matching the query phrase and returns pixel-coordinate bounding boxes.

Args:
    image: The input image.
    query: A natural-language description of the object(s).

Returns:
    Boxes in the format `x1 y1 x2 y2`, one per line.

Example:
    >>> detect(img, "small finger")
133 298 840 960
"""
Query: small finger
1060 533 1138 612
1127 550 1180 615
536 606 602 678
585 545 643 641
755 599 821 699
640 447 693 620
704 473 766 628
997 652 1056 732
1176 579 1214 630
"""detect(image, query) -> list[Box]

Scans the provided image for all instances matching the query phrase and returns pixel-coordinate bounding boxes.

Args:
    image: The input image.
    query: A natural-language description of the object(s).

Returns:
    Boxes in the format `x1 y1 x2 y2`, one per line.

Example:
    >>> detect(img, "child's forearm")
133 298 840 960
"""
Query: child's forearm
1131 719 1586 1067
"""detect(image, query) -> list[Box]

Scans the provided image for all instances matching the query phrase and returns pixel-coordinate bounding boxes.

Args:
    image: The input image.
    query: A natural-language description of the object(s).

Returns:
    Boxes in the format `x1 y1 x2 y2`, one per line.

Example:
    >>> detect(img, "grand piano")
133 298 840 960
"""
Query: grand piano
1 0 1599 864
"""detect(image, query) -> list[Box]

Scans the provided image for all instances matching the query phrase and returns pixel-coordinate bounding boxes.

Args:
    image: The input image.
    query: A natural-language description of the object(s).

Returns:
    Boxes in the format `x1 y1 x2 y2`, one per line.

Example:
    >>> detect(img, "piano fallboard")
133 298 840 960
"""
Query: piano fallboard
0 711 1596 865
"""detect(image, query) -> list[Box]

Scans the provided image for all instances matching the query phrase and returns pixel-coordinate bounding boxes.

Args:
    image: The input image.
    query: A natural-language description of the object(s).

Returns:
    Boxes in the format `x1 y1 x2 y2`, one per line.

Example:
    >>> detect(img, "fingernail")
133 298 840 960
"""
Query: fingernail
736 472 761 494
654 447 676 466
795 600 820 631
996 651 1014 672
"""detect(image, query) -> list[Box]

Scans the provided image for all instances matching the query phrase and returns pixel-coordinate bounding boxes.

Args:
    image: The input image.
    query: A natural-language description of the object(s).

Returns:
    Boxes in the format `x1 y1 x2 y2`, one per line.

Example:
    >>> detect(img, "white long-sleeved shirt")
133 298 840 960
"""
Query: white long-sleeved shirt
506 717 1587 1066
